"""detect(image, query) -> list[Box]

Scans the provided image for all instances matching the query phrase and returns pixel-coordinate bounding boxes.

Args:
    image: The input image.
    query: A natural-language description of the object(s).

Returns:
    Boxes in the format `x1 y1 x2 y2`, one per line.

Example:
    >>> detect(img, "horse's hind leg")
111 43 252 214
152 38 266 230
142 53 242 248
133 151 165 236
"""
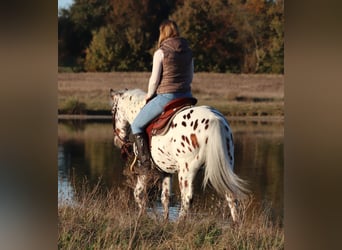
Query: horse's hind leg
178 163 197 218
161 174 171 220
134 175 147 212
225 192 239 222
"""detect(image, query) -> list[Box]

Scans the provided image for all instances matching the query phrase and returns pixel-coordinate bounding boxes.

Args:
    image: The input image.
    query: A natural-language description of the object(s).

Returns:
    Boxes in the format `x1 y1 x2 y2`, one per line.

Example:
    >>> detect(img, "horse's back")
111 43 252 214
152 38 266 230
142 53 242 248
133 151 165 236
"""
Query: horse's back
172 105 227 130
154 105 228 146
150 105 230 173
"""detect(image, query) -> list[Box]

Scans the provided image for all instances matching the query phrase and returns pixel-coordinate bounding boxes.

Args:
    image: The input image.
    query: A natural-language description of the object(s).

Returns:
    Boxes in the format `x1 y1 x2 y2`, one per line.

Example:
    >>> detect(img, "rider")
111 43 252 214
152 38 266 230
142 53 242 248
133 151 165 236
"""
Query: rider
131 20 194 172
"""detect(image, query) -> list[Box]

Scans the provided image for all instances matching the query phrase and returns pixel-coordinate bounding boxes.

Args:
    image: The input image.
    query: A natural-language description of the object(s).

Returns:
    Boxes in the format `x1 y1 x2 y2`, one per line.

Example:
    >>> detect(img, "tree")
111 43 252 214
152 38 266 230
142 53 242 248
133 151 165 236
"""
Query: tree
58 0 112 70
171 0 243 72
261 0 284 73
85 27 115 71
230 0 284 73
59 0 283 73
84 0 174 71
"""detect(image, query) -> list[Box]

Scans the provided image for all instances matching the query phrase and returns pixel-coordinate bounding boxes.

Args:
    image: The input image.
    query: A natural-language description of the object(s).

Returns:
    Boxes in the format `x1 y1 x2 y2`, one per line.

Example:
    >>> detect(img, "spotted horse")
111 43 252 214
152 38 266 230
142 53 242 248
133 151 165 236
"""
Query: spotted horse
110 88 248 222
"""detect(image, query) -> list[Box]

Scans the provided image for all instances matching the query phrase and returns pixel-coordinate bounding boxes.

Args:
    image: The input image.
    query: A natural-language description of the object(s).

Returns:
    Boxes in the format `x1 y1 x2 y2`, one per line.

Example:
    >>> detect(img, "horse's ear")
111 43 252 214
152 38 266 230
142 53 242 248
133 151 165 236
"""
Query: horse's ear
110 89 115 97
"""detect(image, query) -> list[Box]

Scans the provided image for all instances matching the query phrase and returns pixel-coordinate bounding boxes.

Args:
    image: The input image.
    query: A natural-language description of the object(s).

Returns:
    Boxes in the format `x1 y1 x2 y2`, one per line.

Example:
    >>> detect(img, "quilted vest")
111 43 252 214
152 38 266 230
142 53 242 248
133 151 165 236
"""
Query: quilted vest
157 37 193 94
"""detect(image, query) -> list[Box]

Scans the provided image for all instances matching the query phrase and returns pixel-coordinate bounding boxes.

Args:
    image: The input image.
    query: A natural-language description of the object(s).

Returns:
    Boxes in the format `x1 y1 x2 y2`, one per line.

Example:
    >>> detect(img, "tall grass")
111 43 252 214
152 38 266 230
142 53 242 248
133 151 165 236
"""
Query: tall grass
58 181 284 249
60 97 87 114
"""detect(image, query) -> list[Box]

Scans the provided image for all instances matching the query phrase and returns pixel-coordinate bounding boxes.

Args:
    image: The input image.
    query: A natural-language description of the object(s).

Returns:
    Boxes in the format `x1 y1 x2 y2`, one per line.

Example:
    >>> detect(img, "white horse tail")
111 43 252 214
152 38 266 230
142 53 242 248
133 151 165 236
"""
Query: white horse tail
203 110 249 199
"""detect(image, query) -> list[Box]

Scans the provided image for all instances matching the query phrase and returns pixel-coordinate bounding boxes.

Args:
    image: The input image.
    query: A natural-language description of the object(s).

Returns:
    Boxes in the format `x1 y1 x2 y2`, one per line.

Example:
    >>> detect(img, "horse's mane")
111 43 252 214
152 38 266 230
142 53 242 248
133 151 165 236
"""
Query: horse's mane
122 89 146 107
124 88 146 99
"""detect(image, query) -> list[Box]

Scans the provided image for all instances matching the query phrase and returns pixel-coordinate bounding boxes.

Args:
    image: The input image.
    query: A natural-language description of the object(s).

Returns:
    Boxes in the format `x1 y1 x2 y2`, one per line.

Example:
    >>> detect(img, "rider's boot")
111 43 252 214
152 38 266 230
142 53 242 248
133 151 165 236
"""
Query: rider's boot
133 133 151 174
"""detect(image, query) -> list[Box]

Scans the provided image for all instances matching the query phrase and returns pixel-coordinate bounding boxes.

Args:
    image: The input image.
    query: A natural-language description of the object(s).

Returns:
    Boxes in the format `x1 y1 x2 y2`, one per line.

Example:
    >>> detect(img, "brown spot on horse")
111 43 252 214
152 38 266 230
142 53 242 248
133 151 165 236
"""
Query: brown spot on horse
190 134 200 148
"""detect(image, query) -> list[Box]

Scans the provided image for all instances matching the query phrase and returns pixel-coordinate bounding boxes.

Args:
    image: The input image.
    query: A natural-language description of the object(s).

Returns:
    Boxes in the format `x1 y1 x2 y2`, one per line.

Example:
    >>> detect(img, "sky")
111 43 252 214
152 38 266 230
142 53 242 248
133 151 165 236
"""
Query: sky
58 0 74 9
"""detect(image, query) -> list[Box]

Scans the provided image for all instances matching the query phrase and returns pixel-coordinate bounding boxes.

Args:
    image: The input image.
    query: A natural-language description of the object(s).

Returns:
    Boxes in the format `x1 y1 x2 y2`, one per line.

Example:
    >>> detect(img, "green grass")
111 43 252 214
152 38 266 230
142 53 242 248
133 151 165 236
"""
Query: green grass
58 66 74 73
59 97 87 114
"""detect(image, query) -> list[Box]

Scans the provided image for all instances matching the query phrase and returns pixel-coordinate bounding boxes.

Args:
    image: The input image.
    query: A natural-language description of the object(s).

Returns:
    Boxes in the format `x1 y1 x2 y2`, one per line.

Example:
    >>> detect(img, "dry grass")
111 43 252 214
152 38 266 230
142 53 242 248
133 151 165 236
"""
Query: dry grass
58 180 284 249
58 72 284 117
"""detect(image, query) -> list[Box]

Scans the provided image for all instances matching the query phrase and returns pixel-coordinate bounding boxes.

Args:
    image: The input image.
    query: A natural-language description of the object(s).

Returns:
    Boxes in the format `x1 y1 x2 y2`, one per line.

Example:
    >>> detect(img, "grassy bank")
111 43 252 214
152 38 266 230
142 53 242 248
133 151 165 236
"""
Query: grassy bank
58 72 284 118
58 183 284 249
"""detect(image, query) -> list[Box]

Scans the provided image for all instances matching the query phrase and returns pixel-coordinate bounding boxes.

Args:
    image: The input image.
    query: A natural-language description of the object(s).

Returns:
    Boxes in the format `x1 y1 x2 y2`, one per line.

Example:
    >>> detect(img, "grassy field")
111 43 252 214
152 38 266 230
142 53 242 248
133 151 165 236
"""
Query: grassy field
58 72 284 118
58 182 284 249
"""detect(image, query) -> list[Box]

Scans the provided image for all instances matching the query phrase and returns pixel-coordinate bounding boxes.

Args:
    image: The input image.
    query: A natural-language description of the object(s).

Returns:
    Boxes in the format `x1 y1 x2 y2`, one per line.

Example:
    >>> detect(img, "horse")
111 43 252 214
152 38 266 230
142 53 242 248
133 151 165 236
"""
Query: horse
110 88 248 222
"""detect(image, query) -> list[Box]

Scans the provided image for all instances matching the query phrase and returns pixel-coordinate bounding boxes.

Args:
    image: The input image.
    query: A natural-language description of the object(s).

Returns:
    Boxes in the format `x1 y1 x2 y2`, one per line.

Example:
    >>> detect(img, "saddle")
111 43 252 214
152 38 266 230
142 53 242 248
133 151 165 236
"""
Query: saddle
146 97 197 146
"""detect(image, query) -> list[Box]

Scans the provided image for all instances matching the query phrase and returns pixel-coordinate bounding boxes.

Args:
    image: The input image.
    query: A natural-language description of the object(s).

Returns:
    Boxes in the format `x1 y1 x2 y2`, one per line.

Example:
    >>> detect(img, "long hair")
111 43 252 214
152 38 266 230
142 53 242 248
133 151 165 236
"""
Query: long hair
158 20 179 48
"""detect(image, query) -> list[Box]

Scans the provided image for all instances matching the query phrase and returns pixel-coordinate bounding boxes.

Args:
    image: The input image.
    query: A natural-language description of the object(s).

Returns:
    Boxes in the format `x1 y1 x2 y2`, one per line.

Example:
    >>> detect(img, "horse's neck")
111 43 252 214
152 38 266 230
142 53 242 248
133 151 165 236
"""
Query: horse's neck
122 90 146 123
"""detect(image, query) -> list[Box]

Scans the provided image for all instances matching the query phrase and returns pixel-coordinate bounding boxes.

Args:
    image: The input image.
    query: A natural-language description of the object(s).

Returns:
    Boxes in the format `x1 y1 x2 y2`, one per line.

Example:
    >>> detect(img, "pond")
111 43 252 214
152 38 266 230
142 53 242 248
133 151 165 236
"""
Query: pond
58 117 283 222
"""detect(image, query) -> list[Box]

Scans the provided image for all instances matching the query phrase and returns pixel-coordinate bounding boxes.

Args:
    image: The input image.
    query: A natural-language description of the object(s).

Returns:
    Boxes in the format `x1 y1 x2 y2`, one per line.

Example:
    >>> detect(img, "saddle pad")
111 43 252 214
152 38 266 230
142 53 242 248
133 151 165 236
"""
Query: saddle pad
152 97 197 131
146 97 197 146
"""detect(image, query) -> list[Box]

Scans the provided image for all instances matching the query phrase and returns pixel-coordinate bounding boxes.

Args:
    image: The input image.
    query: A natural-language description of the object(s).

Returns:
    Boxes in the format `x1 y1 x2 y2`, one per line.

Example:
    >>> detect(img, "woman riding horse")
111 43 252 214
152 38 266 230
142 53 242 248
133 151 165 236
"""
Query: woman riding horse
131 20 194 173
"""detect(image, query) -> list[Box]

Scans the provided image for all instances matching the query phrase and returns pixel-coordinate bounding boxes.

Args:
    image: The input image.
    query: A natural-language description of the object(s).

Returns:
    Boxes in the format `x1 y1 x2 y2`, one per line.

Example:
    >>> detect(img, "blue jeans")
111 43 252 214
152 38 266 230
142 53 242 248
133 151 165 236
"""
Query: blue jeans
131 91 192 134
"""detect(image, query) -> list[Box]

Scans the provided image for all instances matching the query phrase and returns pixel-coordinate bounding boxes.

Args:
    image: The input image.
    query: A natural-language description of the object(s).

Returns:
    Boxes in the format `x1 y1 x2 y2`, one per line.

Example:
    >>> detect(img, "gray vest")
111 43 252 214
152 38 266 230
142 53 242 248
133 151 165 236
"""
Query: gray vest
157 37 193 94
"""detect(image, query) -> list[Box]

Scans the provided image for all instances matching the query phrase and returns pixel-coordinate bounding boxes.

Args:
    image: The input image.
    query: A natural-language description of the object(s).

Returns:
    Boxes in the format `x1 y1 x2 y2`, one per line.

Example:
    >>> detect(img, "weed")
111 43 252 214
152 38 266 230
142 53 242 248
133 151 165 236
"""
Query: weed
61 97 87 114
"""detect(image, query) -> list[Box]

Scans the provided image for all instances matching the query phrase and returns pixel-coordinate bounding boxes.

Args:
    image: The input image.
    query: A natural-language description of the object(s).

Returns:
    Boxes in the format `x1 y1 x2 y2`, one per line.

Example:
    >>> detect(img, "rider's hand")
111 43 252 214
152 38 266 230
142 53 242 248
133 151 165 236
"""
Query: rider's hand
145 95 150 104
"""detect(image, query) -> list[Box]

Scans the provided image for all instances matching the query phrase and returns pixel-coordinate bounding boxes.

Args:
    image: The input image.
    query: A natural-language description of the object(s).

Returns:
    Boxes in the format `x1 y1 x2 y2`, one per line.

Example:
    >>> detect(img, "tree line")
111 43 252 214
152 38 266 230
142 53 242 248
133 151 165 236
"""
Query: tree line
58 0 283 73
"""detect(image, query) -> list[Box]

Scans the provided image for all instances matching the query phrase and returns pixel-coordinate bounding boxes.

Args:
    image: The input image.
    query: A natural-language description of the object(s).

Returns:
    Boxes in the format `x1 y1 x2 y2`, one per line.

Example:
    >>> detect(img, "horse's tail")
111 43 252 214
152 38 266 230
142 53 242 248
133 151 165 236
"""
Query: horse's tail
203 111 249 199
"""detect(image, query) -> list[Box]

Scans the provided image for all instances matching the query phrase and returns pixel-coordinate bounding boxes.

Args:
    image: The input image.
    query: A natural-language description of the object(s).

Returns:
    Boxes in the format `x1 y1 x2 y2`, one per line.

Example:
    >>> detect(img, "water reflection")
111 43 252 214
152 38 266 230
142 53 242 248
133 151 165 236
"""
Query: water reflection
58 118 283 221
58 145 75 206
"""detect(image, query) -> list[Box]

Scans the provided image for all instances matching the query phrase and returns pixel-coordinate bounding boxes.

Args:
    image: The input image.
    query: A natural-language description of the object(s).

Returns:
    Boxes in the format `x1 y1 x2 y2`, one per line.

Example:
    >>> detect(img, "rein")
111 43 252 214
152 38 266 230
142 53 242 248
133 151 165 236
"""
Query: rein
112 103 133 159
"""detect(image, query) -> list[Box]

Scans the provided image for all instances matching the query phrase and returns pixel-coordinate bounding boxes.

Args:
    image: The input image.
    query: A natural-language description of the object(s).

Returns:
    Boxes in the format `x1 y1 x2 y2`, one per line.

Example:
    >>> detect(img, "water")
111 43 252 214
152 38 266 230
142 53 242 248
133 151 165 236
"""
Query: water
58 118 283 221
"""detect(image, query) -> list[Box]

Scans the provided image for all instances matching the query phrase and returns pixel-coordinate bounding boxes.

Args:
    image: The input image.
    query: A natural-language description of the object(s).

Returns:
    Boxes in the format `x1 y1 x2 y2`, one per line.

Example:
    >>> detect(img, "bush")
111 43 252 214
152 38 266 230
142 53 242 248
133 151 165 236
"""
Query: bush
61 98 87 114
84 27 116 72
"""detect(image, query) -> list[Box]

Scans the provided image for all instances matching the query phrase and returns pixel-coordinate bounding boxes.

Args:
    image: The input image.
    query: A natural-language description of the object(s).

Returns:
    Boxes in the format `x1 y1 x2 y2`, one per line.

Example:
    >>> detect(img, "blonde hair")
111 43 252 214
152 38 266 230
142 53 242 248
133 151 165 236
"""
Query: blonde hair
158 20 180 48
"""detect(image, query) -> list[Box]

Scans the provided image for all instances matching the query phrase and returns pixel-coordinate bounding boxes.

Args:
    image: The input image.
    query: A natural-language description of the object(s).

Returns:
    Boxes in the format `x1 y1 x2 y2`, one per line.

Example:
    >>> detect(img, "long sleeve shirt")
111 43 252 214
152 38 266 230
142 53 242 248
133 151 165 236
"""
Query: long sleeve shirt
147 49 163 99
146 47 194 99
